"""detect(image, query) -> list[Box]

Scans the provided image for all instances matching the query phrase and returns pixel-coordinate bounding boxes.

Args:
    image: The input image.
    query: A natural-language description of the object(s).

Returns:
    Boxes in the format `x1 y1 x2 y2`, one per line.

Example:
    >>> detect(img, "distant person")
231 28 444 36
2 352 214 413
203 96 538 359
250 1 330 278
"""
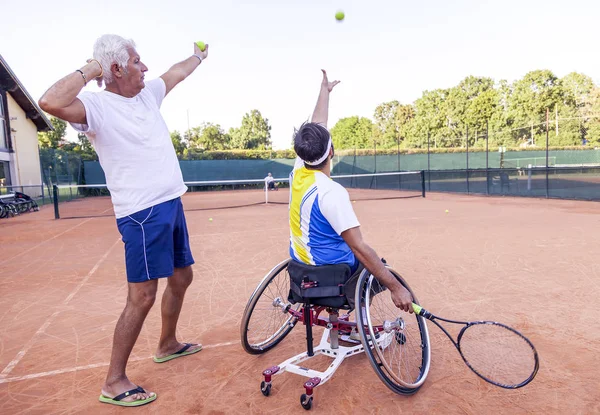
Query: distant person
265 172 278 191
38 34 208 407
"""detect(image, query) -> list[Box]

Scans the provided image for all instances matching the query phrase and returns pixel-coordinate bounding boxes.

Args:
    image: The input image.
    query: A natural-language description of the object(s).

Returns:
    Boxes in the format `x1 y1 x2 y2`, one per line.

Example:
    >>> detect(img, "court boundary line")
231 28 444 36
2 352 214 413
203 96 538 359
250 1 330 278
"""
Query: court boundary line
0 341 240 384
0 237 121 378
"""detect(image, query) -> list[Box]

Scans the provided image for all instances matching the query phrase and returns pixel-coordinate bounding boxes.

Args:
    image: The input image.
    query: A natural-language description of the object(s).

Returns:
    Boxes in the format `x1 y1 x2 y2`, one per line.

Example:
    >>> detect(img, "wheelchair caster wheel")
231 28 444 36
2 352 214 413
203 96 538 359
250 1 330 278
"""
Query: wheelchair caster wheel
300 394 313 410
260 381 271 397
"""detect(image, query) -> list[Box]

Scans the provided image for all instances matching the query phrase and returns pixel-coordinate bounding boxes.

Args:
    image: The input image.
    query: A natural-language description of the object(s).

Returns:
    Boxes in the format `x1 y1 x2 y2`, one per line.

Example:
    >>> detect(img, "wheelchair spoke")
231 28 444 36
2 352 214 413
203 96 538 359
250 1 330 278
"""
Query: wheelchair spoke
241 259 300 354
357 268 431 393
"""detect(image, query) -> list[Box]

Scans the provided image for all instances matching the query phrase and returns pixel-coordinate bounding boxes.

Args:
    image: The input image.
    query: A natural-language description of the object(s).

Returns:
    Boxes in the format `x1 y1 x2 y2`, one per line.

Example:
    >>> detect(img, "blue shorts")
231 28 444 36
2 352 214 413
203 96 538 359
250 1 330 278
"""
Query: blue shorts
116 197 194 283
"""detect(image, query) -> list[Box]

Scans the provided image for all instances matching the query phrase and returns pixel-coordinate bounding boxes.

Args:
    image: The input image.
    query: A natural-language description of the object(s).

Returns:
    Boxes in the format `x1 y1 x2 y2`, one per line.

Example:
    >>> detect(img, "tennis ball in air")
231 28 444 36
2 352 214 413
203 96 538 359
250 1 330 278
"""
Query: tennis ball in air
209 217 213 221
445 209 449 213
195 41 206 51
335 11 345 21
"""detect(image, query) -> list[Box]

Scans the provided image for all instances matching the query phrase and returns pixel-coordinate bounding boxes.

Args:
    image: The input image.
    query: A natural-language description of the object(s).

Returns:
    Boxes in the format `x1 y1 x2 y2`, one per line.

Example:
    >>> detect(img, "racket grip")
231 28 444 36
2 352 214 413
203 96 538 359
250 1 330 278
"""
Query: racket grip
412 303 432 319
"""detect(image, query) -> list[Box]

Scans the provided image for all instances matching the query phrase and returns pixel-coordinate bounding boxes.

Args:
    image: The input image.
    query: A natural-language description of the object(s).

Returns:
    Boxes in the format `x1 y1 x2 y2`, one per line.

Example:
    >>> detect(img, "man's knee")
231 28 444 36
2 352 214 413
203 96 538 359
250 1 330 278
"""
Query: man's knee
128 281 158 310
171 266 193 290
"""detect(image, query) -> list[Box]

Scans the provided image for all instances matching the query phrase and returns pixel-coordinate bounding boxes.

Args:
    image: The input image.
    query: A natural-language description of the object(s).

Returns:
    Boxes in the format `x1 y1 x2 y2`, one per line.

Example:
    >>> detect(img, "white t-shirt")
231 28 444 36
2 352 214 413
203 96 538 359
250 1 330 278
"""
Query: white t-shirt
70 78 187 218
288 157 360 266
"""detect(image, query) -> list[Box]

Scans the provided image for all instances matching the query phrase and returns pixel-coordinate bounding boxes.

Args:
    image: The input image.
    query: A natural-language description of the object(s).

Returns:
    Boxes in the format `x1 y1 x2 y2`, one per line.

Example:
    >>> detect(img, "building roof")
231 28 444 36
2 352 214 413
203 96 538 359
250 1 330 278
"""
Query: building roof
0 54 53 132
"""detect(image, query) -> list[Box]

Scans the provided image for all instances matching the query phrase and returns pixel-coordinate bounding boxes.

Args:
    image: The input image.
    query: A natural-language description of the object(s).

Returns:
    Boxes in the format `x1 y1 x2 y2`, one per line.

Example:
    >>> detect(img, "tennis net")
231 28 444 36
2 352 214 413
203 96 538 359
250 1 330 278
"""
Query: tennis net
52 170 425 219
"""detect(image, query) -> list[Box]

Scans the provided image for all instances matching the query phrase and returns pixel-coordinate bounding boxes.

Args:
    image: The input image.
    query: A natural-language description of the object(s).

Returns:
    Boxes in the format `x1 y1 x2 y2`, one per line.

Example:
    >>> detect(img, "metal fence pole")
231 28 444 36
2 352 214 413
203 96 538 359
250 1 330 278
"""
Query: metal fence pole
53 185 60 219
427 131 431 191
486 121 489 195
546 108 550 198
373 138 377 188
466 125 470 194
397 137 401 190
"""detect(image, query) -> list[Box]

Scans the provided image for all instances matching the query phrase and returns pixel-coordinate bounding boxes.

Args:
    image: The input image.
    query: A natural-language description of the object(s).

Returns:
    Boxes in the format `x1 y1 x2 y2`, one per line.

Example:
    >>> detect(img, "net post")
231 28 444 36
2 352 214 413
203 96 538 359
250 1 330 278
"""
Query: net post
421 170 426 197
265 180 268 204
53 185 60 219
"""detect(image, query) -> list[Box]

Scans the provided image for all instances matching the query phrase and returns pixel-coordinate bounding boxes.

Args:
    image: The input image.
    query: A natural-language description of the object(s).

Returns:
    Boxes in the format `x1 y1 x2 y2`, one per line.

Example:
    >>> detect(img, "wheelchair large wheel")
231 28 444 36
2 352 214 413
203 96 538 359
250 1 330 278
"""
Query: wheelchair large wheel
355 266 431 395
241 258 301 354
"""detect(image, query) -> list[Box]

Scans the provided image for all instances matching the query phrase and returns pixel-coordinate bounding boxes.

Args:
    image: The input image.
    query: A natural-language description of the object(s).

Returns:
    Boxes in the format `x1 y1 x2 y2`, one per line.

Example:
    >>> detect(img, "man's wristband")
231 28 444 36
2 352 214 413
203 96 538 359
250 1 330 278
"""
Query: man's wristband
193 54 203 63
76 69 87 86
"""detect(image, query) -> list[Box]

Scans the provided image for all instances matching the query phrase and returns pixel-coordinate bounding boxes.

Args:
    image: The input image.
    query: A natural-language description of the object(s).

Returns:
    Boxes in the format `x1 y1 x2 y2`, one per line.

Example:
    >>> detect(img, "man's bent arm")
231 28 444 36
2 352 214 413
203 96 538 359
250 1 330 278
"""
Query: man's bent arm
38 61 102 124
342 226 413 312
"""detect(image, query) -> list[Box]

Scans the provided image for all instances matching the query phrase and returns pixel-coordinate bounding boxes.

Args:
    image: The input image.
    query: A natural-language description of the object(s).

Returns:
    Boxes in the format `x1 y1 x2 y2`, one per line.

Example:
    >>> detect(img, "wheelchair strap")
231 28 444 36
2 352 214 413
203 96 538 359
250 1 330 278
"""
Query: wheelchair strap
289 280 345 299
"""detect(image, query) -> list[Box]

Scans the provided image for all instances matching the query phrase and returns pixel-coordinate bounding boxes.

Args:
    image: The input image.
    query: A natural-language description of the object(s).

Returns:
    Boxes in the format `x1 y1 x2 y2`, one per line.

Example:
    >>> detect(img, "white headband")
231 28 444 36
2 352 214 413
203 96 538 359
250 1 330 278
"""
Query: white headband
304 137 332 166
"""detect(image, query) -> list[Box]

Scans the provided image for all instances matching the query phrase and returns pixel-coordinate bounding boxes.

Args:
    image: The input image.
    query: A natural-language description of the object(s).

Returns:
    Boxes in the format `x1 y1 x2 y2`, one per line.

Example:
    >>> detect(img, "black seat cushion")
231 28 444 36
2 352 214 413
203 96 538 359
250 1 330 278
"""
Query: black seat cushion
287 259 353 309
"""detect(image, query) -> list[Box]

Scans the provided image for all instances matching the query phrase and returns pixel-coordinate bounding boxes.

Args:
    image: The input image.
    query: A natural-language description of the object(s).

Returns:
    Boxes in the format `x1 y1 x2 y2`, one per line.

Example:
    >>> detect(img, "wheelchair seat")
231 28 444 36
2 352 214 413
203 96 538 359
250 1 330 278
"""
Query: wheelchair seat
287 259 354 309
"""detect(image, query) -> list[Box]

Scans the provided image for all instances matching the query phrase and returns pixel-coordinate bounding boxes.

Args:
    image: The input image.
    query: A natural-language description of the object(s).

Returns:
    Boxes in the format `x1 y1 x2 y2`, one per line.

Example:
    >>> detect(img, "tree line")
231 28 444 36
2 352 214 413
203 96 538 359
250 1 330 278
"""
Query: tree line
38 109 273 160
38 69 600 161
332 70 600 150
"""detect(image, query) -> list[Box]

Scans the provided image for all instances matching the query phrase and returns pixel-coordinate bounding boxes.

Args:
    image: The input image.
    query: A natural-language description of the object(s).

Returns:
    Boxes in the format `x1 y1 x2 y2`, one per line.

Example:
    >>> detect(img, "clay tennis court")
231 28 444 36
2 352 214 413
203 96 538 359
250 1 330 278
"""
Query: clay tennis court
0 190 598 414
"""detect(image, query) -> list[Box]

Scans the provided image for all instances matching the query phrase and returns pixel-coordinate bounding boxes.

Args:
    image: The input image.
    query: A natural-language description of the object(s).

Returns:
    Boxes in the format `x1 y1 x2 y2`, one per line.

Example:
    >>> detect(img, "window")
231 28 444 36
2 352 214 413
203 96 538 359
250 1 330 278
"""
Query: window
0 161 10 187
0 95 6 150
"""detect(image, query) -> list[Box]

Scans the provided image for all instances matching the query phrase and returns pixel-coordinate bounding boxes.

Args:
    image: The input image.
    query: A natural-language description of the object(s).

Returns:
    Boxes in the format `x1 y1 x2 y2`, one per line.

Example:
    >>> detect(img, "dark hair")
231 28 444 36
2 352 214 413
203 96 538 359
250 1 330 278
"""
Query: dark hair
293 122 332 170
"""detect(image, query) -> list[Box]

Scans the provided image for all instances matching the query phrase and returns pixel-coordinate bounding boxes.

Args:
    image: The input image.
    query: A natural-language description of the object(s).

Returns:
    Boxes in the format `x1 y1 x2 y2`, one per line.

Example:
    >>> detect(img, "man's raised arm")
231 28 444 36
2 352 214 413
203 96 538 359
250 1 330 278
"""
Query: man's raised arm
160 43 209 96
310 69 340 127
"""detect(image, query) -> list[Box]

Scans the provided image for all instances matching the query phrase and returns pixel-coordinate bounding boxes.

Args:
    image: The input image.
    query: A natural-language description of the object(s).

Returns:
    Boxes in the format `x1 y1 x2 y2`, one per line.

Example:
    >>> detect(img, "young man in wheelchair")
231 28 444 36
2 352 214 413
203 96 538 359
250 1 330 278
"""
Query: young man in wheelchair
288 69 414 316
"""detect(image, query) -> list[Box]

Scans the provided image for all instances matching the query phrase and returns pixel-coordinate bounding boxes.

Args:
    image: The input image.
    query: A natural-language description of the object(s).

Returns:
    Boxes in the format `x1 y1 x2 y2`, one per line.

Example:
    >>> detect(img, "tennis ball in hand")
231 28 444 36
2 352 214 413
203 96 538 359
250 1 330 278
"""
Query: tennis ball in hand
195 41 206 51
335 11 345 21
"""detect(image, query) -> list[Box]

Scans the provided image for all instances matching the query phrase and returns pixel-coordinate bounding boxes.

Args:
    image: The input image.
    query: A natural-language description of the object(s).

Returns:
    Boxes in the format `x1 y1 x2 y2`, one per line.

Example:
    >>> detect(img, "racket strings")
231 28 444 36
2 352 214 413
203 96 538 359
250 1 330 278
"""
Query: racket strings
458 323 537 387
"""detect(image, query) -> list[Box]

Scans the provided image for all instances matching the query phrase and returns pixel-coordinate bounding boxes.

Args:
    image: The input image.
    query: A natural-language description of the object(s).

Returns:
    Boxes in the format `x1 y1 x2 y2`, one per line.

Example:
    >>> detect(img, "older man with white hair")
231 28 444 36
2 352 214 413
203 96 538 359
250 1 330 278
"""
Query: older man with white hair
39 34 208 407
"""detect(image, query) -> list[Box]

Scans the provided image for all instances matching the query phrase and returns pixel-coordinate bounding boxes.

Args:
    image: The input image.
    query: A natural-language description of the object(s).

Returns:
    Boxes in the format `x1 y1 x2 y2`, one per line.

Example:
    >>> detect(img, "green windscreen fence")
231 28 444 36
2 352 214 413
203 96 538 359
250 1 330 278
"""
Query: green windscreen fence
83 159 297 184
80 149 600 202
83 149 600 184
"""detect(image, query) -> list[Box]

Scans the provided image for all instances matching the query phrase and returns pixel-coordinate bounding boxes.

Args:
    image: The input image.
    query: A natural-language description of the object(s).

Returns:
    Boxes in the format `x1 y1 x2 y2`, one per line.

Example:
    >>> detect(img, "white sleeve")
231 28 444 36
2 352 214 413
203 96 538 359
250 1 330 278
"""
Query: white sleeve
293 156 304 172
145 78 167 108
318 185 360 235
69 92 104 134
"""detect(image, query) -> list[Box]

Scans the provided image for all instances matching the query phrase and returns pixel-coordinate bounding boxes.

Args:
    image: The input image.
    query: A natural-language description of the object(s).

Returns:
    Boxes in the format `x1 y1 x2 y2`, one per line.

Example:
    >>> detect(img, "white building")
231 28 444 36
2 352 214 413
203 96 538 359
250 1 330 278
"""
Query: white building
0 54 52 197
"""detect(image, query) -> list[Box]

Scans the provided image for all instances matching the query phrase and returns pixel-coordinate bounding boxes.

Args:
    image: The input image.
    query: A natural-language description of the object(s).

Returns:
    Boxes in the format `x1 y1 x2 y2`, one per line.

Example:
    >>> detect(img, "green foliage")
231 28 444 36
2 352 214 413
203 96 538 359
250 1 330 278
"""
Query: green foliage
371 101 415 148
331 116 374 149
229 110 272 149
329 70 599 151
38 116 67 148
182 149 296 160
171 131 187 157
185 123 230 152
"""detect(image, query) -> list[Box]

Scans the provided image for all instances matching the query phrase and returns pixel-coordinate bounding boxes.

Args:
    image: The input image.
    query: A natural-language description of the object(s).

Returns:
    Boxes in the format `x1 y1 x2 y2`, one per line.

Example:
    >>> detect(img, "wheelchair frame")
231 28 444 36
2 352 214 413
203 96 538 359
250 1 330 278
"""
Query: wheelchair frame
243 258 430 410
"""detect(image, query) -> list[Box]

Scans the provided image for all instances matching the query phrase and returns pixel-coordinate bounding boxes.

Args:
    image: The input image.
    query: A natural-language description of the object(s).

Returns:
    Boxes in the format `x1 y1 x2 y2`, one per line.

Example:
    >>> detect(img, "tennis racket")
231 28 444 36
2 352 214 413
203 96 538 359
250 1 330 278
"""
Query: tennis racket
412 303 539 389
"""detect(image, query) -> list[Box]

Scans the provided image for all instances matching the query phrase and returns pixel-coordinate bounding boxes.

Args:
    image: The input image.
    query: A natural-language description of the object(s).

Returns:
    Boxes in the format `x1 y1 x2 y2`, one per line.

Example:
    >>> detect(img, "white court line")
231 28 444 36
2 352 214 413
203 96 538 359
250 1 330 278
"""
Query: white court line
0 340 240 384
0 237 121 378
0 206 114 266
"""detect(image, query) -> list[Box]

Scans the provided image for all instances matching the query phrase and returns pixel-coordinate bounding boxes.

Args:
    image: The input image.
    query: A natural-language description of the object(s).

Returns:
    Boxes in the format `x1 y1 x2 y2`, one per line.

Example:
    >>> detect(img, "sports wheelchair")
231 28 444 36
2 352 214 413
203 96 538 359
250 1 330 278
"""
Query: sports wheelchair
240 258 431 410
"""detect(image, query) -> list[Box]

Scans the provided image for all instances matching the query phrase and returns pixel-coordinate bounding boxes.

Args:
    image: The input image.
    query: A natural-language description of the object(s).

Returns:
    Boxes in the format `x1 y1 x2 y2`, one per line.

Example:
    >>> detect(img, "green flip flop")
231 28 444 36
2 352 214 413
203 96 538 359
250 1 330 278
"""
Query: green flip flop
153 343 203 363
99 386 157 407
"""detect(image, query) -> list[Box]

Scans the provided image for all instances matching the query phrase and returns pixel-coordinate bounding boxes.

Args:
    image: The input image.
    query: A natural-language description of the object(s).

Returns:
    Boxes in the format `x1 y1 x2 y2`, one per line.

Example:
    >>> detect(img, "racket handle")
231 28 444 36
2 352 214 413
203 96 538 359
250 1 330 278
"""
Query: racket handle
412 303 432 319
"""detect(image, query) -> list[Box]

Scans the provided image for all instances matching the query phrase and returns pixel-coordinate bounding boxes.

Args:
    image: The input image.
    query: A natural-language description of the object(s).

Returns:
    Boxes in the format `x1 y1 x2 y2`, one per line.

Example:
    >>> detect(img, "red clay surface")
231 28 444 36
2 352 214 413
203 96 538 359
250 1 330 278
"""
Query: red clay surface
0 190 599 414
